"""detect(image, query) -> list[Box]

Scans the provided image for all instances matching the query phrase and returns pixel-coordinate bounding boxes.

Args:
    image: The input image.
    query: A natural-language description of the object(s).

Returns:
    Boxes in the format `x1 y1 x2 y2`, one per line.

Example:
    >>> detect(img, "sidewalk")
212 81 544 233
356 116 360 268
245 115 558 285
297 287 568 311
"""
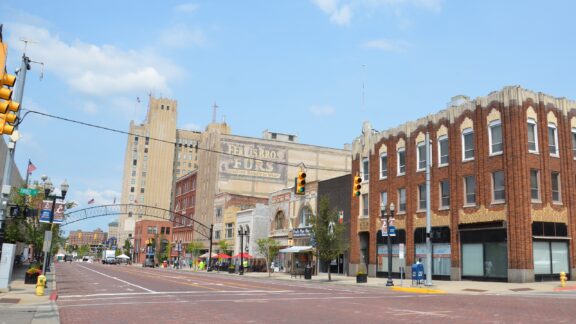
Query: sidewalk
166 265 575 295
0 262 60 324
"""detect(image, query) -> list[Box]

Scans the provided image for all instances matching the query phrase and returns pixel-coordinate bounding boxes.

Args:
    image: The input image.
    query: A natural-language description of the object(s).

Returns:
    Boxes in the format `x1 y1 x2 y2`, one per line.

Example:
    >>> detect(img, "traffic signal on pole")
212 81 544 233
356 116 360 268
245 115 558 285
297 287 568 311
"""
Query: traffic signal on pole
295 170 306 195
353 175 362 197
0 36 19 135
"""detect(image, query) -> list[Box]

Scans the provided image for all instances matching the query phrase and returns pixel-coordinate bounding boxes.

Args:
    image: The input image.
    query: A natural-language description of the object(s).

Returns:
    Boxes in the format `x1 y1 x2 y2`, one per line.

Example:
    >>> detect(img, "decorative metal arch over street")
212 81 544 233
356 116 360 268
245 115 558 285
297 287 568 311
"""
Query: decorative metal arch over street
62 204 213 240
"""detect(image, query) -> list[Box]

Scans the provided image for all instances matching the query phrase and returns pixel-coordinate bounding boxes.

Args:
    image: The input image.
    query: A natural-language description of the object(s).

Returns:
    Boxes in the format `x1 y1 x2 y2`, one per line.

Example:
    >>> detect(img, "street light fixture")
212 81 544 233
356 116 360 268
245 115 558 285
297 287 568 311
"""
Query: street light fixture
381 201 395 287
238 227 249 275
41 176 69 275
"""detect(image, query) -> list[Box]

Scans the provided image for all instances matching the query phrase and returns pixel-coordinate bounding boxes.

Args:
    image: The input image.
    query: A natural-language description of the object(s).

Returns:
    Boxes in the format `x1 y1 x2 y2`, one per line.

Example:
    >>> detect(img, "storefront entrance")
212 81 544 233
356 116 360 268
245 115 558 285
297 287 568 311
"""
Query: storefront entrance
532 222 570 281
460 222 508 281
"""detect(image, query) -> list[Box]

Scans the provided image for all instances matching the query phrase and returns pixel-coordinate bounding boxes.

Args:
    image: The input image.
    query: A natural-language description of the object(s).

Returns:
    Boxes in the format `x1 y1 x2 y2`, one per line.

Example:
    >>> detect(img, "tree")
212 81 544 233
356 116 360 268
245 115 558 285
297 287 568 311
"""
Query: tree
187 241 203 269
310 196 348 281
77 245 90 257
123 239 132 256
218 240 230 254
256 237 280 277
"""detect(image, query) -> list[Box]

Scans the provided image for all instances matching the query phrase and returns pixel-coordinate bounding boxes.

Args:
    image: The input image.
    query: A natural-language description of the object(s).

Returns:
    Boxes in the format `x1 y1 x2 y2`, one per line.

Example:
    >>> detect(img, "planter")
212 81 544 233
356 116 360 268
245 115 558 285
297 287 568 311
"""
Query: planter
356 274 367 284
25 272 40 284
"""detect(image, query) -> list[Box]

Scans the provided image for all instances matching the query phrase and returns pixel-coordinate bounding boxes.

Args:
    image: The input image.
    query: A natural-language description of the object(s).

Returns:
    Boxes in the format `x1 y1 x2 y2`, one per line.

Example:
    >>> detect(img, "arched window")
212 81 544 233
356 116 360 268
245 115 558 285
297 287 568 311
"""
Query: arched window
275 211 285 230
299 206 312 228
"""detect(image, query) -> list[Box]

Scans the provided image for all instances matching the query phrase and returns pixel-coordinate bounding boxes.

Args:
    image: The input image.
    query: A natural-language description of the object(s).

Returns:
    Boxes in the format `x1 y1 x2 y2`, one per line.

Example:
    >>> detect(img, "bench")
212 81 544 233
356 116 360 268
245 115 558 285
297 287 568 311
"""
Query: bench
291 267 305 278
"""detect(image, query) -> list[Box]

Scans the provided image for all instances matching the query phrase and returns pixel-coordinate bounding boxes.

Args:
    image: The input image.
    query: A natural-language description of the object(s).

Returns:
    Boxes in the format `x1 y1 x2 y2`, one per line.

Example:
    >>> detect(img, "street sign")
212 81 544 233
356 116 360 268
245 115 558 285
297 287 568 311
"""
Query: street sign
399 243 405 259
42 231 52 252
389 226 396 237
18 188 38 196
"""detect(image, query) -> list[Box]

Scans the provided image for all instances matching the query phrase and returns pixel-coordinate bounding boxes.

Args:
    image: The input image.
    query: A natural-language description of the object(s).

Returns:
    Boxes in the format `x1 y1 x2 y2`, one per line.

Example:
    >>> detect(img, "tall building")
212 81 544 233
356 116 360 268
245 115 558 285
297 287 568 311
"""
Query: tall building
350 86 575 283
118 97 202 244
68 229 107 248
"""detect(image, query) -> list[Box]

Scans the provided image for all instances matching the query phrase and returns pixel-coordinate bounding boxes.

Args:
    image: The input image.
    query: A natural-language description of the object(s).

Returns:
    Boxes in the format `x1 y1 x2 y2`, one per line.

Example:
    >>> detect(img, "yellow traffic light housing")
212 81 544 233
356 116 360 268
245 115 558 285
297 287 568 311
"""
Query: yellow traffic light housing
353 175 362 197
0 37 19 135
295 170 306 195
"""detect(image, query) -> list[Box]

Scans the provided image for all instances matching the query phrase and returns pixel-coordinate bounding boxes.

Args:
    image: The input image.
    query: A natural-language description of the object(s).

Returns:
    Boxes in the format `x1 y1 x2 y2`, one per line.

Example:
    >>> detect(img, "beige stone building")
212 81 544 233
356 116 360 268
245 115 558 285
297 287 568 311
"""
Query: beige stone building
118 97 201 244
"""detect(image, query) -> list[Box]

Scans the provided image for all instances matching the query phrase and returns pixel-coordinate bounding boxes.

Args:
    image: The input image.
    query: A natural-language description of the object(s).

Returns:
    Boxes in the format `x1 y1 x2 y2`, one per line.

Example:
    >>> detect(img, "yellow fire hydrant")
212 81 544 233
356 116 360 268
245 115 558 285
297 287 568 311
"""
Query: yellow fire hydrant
560 272 567 288
36 275 46 296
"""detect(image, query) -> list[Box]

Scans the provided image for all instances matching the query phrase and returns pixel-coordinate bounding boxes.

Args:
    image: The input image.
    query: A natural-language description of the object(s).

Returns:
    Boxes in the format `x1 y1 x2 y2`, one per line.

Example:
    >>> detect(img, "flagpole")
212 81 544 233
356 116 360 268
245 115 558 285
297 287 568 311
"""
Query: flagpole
24 159 31 188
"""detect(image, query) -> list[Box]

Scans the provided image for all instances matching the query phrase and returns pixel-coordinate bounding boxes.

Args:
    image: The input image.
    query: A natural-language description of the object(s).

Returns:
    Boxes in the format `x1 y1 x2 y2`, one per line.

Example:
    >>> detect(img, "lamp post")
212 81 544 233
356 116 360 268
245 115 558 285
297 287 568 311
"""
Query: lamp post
381 202 395 287
176 240 182 269
238 227 248 275
41 176 69 275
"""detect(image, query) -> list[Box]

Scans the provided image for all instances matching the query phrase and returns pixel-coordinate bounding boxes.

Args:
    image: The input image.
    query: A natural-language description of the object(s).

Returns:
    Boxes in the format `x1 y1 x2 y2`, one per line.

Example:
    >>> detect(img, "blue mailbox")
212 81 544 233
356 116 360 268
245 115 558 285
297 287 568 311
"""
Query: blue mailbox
411 263 424 285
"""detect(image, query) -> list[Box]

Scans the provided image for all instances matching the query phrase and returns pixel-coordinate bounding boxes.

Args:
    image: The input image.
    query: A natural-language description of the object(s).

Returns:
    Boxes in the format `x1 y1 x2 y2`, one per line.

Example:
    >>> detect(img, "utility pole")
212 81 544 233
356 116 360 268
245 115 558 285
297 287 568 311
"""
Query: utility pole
425 132 433 286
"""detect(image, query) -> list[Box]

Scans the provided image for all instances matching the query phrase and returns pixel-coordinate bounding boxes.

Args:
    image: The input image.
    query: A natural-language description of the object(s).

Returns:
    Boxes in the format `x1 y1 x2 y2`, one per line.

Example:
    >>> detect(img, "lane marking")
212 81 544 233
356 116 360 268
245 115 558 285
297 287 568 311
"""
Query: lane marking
76 264 155 293
59 289 294 299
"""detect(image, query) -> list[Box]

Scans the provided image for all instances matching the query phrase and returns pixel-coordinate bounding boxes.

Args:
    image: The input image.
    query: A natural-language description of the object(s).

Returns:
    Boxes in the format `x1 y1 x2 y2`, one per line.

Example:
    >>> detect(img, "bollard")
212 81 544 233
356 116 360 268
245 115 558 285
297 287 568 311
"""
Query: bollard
560 272 567 288
36 275 46 296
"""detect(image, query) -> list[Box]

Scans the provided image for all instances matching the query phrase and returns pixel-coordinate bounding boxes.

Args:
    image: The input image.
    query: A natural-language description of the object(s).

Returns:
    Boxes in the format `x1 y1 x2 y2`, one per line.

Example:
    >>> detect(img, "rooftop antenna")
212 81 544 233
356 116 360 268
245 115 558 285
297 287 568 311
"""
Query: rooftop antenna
19 37 38 55
212 102 218 124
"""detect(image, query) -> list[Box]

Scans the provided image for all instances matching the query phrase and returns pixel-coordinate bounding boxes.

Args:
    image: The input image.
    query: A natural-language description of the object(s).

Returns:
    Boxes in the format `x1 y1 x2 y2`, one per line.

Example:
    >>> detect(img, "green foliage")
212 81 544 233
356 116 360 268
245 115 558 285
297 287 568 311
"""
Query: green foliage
256 237 280 277
218 240 230 254
115 248 122 256
77 245 90 257
187 241 203 258
310 196 348 281
123 239 132 255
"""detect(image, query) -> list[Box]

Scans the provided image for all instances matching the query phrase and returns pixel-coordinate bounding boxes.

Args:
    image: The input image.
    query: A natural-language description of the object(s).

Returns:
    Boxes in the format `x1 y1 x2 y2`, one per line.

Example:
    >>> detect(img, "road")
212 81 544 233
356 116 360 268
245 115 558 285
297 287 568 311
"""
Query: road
55 262 575 324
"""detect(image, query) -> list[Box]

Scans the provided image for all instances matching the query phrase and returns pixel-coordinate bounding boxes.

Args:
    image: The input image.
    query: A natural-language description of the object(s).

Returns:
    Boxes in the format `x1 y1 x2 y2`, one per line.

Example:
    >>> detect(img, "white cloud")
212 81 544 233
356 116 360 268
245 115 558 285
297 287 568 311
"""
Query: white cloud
174 3 199 13
7 23 182 102
312 0 352 25
312 0 442 25
363 39 411 52
182 123 201 131
310 105 336 116
159 25 206 48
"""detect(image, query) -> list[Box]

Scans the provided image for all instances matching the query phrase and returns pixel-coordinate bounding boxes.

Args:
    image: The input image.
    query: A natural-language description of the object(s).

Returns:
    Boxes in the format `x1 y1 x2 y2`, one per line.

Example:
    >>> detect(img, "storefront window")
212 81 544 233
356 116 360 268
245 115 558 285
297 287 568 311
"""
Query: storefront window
460 225 507 280
376 229 406 275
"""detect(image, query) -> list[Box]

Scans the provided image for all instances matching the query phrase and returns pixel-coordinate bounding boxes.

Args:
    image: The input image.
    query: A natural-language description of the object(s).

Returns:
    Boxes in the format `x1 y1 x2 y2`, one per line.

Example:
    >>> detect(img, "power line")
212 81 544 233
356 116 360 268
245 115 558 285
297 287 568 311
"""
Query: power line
20 109 351 173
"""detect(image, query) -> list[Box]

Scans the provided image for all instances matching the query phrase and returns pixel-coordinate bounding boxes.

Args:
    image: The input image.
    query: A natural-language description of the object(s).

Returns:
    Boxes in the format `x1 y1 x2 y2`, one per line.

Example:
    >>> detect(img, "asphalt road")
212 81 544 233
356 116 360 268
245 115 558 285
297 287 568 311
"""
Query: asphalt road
55 262 575 324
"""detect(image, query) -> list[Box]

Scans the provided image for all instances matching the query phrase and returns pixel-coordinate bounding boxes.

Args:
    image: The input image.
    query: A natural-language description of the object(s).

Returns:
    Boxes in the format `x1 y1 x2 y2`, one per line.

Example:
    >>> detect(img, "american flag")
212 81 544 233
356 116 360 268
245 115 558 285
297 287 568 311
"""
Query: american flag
27 161 37 174
88 198 95 204
136 97 141 103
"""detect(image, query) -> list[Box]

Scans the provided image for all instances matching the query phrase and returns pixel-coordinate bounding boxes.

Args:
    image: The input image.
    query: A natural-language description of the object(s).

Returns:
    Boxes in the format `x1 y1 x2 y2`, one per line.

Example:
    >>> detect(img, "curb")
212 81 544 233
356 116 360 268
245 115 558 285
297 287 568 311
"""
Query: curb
391 287 446 294
553 285 576 291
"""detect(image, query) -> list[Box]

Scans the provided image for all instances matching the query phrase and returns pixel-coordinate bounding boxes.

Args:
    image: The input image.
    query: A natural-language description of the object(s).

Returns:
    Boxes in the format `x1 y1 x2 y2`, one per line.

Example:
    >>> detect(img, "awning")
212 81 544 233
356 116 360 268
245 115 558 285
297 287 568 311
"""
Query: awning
278 246 314 253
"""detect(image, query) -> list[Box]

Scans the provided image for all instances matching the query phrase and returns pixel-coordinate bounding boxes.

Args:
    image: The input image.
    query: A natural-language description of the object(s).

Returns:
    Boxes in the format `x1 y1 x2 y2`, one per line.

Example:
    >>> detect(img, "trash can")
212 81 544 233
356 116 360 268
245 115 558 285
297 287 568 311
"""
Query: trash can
304 266 312 280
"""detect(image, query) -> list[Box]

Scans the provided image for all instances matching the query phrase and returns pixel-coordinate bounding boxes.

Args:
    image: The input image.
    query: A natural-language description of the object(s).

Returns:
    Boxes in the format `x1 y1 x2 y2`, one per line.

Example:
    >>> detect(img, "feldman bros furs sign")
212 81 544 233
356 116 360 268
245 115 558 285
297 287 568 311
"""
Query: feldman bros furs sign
219 140 287 183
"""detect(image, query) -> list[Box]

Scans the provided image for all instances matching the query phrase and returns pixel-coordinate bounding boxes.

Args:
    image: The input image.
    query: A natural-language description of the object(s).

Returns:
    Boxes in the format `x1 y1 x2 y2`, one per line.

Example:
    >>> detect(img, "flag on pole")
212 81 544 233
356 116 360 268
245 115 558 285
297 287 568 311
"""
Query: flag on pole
113 196 116 204
88 198 95 204
27 161 37 174
136 97 141 103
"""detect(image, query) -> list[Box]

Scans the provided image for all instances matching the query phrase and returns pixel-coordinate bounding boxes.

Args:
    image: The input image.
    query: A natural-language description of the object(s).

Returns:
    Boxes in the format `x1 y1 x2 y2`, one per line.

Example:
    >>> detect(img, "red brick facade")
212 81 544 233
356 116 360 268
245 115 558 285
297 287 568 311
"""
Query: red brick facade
172 171 198 250
133 220 172 264
351 87 576 282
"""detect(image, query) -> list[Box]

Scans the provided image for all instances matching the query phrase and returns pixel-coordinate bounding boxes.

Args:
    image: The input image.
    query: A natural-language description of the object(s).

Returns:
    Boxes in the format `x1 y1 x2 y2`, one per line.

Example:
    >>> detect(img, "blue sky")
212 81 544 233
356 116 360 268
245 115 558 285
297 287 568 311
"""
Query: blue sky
1 1 575 234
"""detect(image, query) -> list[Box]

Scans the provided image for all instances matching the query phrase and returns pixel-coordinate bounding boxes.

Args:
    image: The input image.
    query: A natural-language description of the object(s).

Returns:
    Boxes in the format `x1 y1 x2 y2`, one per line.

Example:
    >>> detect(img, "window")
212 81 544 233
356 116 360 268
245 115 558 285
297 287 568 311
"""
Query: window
440 180 450 208
226 223 233 238
527 119 538 153
299 207 312 227
548 123 558 156
530 169 540 201
438 135 449 166
275 211 285 230
462 128 474 160
214 230 221 240
464 176 476 205
551 172 561 203
380 191 387 209
147 226 157 234
572 129 576 159
133 159 137 166
417 142 426 171
492 171 505 202
397 148 406 175
489 120 503 155
418 184 426 210
161 227 166 234
362 158 369 181
398 188 406 213
130 187 134 193
215 207 222 218
140 188 144 193
380 153 388 179
362 194 369 216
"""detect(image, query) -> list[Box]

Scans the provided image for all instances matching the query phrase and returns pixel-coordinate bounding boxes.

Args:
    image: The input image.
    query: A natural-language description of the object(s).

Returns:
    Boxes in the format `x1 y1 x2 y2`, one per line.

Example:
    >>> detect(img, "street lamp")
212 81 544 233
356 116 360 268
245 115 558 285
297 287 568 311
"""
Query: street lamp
381 201 395 287
238 227 249 275
41 176 69 275
176 240 182 269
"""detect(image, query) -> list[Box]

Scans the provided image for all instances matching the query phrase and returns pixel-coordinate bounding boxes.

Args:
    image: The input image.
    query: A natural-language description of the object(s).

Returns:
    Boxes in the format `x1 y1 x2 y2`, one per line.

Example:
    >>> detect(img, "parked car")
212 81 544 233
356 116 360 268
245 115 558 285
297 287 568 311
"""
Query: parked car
64 254 73 263
105 257 117 264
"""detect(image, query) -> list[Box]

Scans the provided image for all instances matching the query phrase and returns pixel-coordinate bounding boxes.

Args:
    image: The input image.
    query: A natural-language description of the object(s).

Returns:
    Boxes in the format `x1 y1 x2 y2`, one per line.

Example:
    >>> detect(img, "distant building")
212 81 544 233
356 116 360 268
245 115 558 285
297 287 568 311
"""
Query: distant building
107 221 119 247
68 229 107 249
133 220 172 265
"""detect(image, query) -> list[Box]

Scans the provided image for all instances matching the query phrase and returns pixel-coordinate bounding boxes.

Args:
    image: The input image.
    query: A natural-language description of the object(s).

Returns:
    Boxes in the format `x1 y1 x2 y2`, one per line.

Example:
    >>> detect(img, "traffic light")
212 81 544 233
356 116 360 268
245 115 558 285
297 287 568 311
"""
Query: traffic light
295 170 306 195
0 35 19 135
353 174 362 197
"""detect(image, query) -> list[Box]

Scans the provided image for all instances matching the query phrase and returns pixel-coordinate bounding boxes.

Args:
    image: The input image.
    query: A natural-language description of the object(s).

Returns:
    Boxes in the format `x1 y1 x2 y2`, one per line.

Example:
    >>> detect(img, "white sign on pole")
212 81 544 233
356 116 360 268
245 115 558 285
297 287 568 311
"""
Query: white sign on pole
42 231 52 252
399 243 405 259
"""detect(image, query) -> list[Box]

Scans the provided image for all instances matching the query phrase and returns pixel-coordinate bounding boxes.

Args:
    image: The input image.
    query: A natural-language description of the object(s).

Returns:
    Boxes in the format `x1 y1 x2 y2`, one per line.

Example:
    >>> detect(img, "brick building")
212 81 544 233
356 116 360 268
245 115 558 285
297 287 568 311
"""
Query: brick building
133 220 172 265
172 171 198 248
350 86 575 283
68 229 107 248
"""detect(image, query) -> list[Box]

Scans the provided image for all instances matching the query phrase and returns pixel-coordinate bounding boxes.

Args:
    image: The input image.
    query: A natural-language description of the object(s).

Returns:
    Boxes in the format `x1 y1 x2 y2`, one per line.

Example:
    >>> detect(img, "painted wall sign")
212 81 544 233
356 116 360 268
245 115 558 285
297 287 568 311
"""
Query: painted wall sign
219 140 287 183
